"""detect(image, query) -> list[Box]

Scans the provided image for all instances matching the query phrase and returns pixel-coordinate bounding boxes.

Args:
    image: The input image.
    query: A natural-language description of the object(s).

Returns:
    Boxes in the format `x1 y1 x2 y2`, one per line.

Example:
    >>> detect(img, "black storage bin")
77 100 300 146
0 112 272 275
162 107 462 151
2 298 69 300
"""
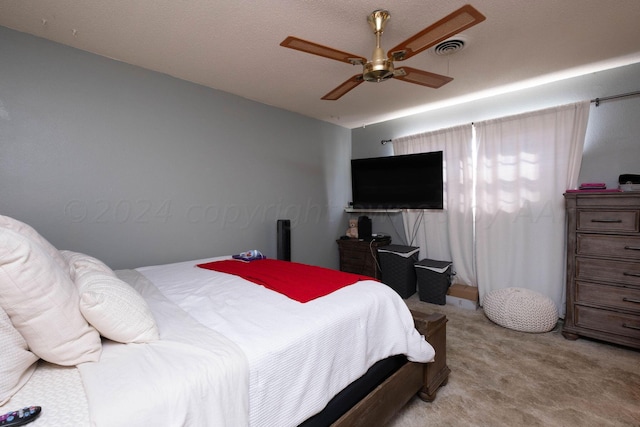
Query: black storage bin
377 245 420 298
415 259 453 305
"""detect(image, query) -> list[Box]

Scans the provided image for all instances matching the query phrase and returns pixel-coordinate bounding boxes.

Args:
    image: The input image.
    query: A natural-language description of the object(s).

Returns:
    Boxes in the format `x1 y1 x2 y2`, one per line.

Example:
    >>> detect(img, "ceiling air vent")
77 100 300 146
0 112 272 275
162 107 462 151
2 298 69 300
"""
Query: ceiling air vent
432 36 468 56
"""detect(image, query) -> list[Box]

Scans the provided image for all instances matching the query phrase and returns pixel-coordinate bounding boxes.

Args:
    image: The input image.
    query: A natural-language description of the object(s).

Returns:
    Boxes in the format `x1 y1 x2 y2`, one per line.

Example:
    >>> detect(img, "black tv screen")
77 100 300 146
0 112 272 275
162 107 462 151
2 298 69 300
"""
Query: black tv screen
351 151 443 209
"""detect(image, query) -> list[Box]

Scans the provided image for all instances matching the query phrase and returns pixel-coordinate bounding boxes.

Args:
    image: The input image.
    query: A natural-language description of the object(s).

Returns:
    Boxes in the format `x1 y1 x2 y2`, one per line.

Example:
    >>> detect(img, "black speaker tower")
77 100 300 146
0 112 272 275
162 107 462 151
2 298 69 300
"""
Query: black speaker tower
358 215 372 240
277 219 291 261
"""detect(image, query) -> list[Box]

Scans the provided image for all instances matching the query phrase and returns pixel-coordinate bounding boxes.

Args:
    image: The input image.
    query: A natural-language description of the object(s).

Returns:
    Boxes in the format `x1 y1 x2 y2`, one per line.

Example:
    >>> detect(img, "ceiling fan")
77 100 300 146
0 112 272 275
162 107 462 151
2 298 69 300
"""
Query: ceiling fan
280 4 485 100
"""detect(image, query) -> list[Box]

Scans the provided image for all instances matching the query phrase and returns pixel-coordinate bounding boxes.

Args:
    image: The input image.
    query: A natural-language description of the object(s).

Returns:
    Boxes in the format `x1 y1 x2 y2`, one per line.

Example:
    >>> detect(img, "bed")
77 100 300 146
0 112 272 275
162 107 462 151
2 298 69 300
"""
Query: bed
0 215 449 426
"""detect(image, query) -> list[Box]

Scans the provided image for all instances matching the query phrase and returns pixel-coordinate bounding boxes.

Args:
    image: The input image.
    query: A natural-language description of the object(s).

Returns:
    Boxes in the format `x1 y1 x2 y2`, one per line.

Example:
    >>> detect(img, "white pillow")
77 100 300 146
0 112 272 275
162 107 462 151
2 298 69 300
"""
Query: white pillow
0 215 69 275
61 250 114 281
0 305 38 405
0 228 102 365
75 269 159 343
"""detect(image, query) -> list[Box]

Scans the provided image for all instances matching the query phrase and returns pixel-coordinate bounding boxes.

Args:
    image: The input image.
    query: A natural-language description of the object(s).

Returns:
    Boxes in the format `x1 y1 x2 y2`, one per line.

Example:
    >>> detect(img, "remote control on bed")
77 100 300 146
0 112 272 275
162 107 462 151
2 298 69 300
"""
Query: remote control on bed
0 406 41 426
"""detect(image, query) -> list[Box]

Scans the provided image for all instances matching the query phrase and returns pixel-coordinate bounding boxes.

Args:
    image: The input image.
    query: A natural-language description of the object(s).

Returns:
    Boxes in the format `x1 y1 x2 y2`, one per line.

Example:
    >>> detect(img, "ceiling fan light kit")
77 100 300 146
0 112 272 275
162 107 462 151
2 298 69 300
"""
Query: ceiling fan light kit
281 4 485 100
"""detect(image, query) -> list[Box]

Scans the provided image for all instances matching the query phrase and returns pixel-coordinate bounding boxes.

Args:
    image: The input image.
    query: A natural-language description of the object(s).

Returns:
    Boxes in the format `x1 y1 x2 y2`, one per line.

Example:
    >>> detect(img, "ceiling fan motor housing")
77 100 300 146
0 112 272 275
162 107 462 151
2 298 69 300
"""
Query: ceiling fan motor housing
363 47 394 82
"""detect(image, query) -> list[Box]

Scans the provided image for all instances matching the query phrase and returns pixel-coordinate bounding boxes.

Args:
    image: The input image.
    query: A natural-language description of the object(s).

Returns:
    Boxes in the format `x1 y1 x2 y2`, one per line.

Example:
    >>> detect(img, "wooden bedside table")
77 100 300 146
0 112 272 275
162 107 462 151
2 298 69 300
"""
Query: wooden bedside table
336 237 391 279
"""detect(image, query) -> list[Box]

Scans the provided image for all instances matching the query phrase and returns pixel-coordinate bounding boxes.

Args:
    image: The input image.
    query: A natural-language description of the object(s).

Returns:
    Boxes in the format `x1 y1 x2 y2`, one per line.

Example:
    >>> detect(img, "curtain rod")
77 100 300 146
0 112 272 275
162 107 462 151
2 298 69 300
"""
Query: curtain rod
380 91 640 143
591 90 640 106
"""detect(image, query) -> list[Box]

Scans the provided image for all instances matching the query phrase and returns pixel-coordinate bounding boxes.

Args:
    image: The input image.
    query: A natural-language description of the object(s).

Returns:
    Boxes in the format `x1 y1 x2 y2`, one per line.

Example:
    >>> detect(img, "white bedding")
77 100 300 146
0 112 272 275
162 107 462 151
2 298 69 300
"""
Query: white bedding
1 268 249 427
1 256 434 427
136 256 435 427
78 268 249 427
0 361 89 426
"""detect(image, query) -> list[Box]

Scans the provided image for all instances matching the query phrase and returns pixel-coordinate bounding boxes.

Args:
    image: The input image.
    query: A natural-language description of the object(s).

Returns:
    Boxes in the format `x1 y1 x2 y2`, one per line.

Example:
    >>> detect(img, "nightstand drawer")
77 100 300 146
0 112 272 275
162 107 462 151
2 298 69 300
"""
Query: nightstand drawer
340 262 369 275
577 235 640 260
575 305 640 339
575 281 640 312
575 257 640 286
340 250 368 263
576 210 639 233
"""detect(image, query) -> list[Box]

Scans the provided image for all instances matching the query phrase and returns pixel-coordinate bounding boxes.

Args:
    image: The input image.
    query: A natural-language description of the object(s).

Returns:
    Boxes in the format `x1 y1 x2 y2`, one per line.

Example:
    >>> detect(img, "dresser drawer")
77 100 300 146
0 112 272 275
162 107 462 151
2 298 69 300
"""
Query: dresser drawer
575 257 640 286
575 281 640 312
576 195 640 208
574 305 640 339
577 235 640 260
576 210 639 233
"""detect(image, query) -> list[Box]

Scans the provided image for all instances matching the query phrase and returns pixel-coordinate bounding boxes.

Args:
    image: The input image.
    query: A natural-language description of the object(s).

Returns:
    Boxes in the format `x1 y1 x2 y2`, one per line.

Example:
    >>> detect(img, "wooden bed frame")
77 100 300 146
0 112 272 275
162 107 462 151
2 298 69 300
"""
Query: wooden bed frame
332 310 450 426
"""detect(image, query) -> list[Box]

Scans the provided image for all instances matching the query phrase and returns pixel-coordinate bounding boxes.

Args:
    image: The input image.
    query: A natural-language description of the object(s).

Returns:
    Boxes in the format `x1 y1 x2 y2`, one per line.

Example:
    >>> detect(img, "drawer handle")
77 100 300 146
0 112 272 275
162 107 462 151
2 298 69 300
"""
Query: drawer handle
590 219 622 223
623 272 640 278
622 323 640 331
624 245 640 251
622 297 640 304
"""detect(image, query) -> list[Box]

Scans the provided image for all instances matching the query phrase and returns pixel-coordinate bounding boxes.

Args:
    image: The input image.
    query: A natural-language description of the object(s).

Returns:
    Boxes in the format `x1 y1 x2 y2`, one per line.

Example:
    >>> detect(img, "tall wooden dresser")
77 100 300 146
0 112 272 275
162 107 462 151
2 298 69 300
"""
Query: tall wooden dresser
563 192 640 349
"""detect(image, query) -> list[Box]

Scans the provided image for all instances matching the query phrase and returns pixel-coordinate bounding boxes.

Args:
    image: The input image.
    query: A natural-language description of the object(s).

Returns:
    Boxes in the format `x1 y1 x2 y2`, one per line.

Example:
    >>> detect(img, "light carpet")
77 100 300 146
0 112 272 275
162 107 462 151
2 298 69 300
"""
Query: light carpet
386 295 640 427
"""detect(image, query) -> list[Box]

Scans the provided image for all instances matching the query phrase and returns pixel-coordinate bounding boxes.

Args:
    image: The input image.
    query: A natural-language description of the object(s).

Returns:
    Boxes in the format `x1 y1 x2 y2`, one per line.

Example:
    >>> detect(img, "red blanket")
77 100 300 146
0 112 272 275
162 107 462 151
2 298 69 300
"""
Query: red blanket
197 259 373 303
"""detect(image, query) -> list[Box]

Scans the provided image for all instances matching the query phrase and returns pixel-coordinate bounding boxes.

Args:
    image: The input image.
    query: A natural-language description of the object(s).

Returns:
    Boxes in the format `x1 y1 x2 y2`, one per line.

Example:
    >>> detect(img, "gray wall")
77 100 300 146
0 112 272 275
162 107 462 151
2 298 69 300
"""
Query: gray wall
352 62 640 243
0 26 351 270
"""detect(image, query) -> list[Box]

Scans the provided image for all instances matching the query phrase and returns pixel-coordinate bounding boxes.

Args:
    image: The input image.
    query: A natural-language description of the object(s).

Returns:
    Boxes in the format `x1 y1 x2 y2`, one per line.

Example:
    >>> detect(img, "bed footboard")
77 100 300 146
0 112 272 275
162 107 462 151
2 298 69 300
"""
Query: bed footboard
331 311 449 427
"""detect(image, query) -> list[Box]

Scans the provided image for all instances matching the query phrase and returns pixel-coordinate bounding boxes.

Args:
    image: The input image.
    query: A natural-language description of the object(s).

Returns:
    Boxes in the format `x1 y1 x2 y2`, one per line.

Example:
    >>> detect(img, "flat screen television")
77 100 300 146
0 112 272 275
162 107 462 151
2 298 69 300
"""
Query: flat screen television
350 151 443 209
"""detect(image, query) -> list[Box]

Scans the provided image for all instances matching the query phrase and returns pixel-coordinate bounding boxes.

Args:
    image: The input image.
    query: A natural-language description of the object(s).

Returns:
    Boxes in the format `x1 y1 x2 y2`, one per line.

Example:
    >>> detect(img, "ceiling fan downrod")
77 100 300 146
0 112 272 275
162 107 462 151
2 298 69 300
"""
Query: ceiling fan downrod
363 9 394 82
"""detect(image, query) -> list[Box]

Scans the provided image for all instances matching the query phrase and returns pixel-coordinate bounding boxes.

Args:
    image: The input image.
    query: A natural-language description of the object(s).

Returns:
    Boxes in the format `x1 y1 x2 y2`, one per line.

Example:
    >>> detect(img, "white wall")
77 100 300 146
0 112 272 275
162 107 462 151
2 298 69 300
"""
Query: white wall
0 26 352 269
351 62 640 244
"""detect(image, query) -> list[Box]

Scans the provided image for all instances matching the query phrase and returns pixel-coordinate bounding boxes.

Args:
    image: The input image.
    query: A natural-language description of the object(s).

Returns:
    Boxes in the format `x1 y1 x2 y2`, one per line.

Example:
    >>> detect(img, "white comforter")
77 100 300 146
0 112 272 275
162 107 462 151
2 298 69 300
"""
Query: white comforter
78 268 249 427
136 256 435 427
2 256 433 427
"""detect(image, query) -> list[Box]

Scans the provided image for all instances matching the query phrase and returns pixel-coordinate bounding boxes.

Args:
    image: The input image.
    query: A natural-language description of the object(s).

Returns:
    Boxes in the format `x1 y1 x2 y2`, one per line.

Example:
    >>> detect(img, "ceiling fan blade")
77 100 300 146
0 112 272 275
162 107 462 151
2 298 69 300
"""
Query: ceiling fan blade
321 75 364 100
280 36 367 65
394 67 453 88
389 4 486 61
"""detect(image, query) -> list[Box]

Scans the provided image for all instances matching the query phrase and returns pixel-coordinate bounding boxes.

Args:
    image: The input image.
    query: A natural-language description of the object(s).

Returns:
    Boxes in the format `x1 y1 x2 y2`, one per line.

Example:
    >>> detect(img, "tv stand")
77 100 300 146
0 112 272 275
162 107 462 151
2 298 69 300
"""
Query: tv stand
344 207 402 213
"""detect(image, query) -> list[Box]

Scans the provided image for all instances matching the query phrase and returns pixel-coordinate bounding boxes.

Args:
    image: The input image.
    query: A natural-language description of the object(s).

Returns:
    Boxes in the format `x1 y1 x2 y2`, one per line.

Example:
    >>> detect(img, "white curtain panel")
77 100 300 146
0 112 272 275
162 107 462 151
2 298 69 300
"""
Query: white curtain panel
393 125 475 285
474 101 590 313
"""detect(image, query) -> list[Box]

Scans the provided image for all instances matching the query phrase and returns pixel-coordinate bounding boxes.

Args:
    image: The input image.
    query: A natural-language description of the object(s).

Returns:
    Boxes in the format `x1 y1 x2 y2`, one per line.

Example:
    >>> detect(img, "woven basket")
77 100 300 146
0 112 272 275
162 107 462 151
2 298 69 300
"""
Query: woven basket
414 259 453 305
483 287 558 333
377 245 420 298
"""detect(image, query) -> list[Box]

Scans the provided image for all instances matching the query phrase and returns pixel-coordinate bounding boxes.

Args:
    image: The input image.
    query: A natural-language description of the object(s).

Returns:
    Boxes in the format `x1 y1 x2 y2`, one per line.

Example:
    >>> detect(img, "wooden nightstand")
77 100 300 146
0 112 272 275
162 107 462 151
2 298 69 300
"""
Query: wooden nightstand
336 237 391 279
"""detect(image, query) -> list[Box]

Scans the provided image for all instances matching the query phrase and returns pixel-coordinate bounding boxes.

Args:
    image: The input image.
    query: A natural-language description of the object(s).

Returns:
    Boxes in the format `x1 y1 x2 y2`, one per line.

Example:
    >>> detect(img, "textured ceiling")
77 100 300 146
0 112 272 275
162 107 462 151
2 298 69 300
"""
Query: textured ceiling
1 1 640 128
